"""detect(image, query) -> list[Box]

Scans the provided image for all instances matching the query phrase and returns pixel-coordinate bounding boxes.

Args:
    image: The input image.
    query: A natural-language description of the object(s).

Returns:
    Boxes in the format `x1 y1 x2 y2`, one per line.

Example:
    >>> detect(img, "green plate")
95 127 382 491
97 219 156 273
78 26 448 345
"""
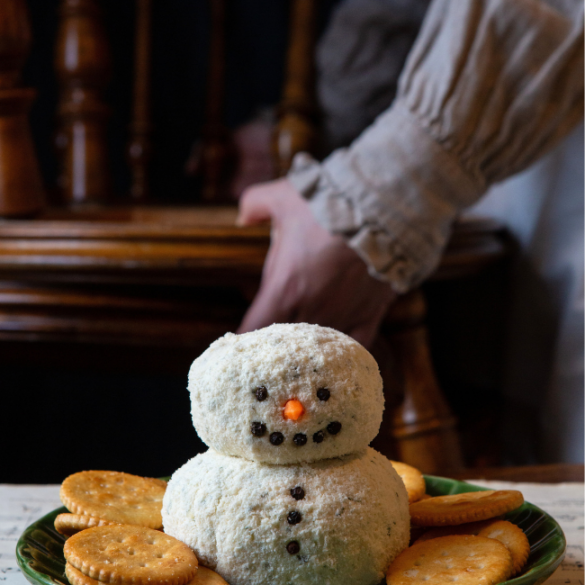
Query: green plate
16 476 566 585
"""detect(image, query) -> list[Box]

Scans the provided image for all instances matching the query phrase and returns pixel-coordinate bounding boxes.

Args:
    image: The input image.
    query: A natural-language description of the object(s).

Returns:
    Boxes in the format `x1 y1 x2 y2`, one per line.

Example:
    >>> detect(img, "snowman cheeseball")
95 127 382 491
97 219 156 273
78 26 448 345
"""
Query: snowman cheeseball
187 323 384 464
162 323 410 585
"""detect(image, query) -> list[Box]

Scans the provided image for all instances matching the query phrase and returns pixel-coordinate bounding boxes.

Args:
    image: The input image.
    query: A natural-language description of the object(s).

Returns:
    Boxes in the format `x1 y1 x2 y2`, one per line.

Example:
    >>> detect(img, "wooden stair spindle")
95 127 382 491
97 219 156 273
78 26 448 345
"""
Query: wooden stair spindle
199 0 233 203
0 0 45 217
274 0 317 176
128 0 152 202
54 0 112 206
385 290 464 474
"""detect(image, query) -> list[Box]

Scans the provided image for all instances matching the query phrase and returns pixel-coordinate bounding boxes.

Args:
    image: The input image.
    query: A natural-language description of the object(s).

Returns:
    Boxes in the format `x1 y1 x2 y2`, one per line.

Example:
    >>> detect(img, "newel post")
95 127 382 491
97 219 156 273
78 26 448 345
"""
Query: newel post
0 0 45 217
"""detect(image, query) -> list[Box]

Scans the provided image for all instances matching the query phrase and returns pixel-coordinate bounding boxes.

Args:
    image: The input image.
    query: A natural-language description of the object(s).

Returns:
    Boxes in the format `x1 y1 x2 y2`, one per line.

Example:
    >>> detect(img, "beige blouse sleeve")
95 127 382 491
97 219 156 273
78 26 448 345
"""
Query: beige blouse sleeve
287 0 584 293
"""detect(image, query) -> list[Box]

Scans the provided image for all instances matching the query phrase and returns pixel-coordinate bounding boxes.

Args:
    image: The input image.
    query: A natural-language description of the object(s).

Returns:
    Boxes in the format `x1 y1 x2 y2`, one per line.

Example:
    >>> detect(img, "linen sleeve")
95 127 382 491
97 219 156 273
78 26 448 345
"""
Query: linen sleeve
287 0 584 293
315 0 430 151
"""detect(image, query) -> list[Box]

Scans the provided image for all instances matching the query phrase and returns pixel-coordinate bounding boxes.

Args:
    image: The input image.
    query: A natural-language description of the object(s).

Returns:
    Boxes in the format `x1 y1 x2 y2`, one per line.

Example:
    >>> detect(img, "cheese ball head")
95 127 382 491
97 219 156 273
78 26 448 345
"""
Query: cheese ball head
162 448 410 585
188 323 384 464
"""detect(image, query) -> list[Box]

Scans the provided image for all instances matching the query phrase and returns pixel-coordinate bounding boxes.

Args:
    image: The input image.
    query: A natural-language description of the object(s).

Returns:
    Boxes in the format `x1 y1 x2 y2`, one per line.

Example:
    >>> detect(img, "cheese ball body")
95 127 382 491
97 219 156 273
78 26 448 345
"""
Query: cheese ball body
188 323 384 464
162 448 410 585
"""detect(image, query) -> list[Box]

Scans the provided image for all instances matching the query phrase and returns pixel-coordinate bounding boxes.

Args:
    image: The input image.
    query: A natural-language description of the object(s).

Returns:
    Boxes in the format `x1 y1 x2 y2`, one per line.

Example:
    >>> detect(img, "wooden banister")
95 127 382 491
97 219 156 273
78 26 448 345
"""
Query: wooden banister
273 0 317 175
0 0 45 217
54 0 111 205
384 291 464 474
199 0 233 203
128 0 153 202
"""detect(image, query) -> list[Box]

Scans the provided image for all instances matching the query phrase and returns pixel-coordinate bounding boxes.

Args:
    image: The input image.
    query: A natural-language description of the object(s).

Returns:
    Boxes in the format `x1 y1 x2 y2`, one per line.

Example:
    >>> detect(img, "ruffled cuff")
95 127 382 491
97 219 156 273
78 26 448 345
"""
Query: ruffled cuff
287 101 485 293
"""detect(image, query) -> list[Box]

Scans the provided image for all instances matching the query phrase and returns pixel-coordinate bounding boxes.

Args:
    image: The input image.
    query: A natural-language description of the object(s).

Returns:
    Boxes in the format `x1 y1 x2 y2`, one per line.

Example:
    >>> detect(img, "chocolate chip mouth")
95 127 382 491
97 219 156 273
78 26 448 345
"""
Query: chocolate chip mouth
270 431 284 445
251 421 342 445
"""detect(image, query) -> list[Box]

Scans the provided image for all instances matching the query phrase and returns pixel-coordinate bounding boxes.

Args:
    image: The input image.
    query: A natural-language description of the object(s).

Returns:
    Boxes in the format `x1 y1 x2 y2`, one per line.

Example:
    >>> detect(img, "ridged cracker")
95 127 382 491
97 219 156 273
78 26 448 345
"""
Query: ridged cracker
55 514 118 537
64 525 198 585
65 563 226 585
409 489 524 526
390 461 426 503
386 534 513 584
60 471 166 529
66 562 101 585
414 519 530 575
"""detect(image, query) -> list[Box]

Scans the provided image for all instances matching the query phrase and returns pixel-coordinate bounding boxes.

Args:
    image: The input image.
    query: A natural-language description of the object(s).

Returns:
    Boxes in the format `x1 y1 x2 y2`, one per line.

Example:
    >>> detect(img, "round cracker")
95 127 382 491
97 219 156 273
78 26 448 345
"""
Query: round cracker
66 562 101 585
64 525 198 585
414 519 530 574
386 534 513 584
409 489 524 526
65 563 225 585
60 471 166 529
55 514 119 537
191 567 228 585
476 520 530 576
390 461 426 503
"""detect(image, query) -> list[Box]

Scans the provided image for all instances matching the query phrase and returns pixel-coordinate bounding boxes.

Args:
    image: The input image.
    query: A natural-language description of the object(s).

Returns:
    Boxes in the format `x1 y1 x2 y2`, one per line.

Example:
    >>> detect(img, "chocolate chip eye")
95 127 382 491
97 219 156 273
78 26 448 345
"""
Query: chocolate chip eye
327 421 342 435
293 433 307 446
317 387 330 401
255 386 268 401
313 430 325 443
251 422 266 437
270 432 284 445
287 511 302 525
290 486 305 500
286 541 300 555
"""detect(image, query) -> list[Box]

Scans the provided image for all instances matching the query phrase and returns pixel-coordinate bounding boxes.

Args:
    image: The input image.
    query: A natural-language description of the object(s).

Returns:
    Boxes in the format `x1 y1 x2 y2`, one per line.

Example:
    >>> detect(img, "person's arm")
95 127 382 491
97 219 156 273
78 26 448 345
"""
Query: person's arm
237 178 397 347
238 0 583 343
316 0 431 152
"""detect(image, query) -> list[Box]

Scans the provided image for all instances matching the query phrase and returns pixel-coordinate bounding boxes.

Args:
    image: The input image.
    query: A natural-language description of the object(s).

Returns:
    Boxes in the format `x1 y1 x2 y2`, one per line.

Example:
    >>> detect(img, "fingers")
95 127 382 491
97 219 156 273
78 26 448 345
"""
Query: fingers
236 184 277 226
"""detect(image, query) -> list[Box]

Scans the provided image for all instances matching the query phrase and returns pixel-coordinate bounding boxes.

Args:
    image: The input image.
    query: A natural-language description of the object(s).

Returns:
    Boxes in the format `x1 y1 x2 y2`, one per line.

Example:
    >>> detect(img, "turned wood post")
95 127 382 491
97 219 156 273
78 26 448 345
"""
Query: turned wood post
127 0 152 201
54 0 111 205
273 0 317 176
0 0 45 217
199 0 233 203
384 290 464 474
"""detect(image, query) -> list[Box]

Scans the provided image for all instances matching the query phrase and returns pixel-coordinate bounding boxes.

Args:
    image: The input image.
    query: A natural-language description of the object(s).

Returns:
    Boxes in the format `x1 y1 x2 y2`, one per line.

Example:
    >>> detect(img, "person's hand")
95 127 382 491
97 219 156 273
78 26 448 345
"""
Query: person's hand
236 178 397 348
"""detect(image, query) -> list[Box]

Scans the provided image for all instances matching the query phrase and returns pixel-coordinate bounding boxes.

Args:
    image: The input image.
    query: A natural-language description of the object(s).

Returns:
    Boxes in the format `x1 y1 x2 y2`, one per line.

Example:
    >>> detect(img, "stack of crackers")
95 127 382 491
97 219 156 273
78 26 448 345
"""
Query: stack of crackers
55 467 530 585
388 461 530 584
56 470 227 585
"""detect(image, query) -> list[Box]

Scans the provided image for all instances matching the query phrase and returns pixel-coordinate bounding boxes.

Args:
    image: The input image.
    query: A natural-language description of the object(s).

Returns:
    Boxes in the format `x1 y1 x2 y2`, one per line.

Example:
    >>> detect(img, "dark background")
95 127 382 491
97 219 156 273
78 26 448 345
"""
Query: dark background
2 0 509 483
23 0 339 203
2 0 346 483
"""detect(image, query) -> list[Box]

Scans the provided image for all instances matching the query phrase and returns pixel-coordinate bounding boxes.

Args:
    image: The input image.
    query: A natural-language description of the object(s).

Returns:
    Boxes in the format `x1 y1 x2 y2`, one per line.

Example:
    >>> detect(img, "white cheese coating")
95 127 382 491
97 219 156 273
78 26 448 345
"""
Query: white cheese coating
162 448 410 585
188 323 384 464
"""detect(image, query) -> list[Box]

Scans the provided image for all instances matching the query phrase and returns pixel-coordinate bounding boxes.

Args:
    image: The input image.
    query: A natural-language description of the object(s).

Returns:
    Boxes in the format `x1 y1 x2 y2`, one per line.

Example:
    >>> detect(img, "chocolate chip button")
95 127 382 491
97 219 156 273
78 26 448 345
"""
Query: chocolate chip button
317 387 330 401
286 541 300 555
270 432 284 445
327 421 342 435
287 511 302 525
251 422 266 437
293 433 307 446
255 386 268 401
290 486 305 500
313 430 325 443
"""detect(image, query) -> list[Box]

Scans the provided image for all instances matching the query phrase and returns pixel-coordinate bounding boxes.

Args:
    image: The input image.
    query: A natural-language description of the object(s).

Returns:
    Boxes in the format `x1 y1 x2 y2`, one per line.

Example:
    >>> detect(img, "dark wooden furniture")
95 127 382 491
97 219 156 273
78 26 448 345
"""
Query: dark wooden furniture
453 464 584 484
0 0 45 216
0 207 508 473
0 1 513 476
273 0 317 176
54 0 112 205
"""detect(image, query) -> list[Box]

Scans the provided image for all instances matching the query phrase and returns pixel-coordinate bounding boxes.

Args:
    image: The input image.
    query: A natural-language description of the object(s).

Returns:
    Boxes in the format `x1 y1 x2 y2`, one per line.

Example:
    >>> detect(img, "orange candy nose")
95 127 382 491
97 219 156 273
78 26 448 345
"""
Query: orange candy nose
283 399 305 421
